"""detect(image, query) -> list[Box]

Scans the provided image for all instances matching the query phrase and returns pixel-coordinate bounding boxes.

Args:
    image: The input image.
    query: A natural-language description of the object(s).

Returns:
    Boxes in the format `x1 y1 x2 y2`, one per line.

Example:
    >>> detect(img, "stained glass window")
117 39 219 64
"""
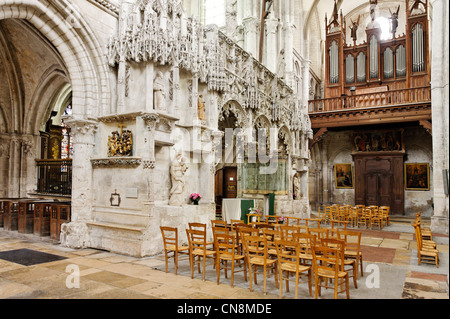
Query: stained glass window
60 103 73 159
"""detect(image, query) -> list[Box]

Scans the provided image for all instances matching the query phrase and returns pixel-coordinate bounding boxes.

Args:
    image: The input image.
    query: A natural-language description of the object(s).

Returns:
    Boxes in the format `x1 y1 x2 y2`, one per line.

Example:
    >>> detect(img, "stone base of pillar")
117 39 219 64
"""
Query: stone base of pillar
431 215 449 235
60 222 90 249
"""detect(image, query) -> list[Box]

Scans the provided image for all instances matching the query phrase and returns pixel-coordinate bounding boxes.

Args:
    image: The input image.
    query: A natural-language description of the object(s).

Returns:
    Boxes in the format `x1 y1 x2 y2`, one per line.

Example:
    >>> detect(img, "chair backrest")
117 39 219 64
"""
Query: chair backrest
338 230 361 254
188 222 207 232
275 239 301 269
307 227 328 240
320 238 346 271
212 224 229 240
262 228 281 242
293 233 316 259
186 228 208 252
327 228 340 239
215 233 237 259
230 219 243 232
242 235 268 260
238 225 259 240
160 226 179 250
286 216 302 226
311 245 342 279
211 219 227 228
279 225 300 241
412 223 423 250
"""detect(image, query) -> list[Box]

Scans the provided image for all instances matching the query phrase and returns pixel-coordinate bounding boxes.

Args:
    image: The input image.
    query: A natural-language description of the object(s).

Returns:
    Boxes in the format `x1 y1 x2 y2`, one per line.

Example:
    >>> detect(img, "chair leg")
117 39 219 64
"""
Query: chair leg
174 251 178 275
353 263 358 288
216 258 220 285
294 272 299 299
164 250 169 273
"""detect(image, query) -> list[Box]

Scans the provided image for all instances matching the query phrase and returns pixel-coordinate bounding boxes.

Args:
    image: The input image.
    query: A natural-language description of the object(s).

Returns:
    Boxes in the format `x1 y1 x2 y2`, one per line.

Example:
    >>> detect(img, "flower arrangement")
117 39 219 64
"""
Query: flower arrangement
248 207 261 215
189 193 202 205
278 216 286 224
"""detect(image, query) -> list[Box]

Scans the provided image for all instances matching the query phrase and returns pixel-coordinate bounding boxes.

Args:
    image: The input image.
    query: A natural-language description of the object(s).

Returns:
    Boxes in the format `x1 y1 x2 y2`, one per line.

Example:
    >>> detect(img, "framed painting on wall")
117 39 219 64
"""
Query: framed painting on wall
405 163 430 190
334 163 354 189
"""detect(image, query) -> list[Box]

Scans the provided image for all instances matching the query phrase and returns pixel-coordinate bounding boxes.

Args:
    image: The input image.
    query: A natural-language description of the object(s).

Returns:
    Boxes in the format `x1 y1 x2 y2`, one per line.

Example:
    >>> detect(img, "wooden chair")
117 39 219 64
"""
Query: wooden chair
242 235 278 295
275 239 313 299
186 228 216 281
293 233 316 266
307 227 328 241
415 212 433 240
371 211 383 230
262 228 282 257
323 206 333 224
311 245 350 299
379 206 390 227
321 237 358 289
160 226 190 275
188 222 213 247
214 233 247 287
357 208 372 229
279 225 300 241
286 216 302 226
348 206 358 228
412 223 439 267
338 229 363 279
304 218 321 228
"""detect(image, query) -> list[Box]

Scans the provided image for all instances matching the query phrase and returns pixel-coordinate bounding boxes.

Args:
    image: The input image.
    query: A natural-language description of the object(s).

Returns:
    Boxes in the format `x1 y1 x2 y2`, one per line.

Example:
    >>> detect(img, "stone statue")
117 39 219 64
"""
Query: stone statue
197 95 206 122
153 71 166 111
169 152 188 206
350 15 360 43
293 173 301 199
389 5 400 37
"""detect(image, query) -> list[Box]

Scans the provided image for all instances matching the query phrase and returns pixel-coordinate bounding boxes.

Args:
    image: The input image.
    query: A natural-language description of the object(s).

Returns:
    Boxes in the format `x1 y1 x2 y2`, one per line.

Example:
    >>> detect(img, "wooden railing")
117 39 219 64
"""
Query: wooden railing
36 159 72 196
308 86 431 113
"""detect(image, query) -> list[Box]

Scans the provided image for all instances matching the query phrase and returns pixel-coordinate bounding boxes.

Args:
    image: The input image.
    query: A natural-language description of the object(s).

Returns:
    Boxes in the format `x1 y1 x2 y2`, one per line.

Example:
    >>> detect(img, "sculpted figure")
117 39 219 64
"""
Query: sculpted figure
197 95 206 122
169 153 189 206
153 71 166 111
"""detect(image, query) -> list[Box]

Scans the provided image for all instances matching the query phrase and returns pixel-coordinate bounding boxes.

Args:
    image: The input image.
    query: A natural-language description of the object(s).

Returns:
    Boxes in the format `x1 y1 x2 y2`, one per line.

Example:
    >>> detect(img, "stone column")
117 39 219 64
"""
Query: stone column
430 0 449 234
265 19 278 73
60 118 98 249
242 17 258 58
302 59 312 112
142 114 159 204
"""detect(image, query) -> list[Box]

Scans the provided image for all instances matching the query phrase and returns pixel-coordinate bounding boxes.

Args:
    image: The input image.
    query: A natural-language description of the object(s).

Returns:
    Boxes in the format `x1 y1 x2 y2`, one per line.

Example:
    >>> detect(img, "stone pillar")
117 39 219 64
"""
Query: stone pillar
0 135 11 198
142 113 159 204
242 17 258 58
60 118 98 249
430 0 449 234
302 59 311 112
265 19 278 73
321 139 330 204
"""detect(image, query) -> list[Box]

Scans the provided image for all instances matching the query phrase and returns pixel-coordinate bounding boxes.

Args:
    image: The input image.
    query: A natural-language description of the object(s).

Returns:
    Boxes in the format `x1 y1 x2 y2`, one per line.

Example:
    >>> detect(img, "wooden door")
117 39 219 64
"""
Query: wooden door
365 173 393 207
223 167 237 198
354 153 404 215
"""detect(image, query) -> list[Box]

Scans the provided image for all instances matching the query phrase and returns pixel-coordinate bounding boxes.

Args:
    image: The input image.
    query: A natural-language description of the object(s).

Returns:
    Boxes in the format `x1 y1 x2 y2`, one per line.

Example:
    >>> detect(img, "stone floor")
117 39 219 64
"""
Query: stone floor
0 218 448 302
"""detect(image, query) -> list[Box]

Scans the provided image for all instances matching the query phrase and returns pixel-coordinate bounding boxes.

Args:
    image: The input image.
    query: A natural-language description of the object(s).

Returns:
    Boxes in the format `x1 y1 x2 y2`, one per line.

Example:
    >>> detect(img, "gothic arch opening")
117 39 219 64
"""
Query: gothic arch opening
0 1 109 213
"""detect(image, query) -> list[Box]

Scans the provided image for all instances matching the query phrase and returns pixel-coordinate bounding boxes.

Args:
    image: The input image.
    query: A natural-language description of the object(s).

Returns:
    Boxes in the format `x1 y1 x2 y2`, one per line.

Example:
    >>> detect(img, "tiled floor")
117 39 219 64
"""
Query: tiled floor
0 219 448 300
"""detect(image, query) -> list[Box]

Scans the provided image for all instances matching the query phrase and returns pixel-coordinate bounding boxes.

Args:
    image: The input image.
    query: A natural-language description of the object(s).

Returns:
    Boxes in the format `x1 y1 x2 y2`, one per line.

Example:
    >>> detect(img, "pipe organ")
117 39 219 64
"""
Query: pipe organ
324 0 430 99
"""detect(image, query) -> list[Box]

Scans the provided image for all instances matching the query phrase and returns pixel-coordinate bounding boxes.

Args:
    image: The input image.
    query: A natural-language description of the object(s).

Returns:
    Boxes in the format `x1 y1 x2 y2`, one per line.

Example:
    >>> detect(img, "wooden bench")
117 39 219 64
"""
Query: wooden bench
50 202 71 241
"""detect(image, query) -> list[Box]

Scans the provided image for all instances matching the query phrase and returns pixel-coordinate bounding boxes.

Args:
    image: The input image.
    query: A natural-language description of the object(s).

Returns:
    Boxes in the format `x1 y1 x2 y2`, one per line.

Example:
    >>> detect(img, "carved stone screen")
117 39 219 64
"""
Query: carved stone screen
241 161 288 195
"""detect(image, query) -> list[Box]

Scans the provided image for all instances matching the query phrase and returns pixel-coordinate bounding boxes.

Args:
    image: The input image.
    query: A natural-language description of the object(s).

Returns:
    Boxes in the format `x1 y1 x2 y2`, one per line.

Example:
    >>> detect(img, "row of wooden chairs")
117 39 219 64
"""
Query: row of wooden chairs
160 221 364 299
318 204 390 230
412 213 439 267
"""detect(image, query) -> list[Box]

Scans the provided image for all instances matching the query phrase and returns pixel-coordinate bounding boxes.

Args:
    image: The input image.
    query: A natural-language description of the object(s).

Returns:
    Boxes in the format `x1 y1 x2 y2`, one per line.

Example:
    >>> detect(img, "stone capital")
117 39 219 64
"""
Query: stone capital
63 117 98 145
